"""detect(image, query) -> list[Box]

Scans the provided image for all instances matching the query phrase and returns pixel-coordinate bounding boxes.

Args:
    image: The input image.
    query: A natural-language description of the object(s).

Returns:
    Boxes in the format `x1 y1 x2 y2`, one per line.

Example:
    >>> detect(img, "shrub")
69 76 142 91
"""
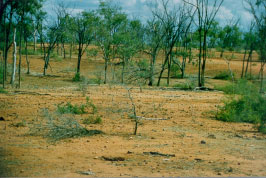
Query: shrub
57 102 87 114
29 109 103 141
215 80 266 133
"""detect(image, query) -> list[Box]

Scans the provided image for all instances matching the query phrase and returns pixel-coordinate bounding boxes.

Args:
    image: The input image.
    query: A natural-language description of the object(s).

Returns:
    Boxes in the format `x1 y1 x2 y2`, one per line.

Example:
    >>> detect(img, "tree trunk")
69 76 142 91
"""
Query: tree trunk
18 13 24 88
70 42 72 59
157 55 169 86
77 53 81 74
63 42 65 59
148 54 156 86
259 63 264 93
200 31 207 87
198 29 202 87
241 48 247 78
33 29 37 52
220 48 224 58
167 54 172 86
121 58 125 84
104 59 108 84
4 8 13 81
25 39 30 74
245 50 253 78
10 27 16 86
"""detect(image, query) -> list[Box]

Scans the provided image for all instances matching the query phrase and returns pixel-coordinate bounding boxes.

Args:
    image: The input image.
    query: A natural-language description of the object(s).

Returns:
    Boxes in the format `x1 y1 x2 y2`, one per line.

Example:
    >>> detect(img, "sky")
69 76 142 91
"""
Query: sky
43 0 254 30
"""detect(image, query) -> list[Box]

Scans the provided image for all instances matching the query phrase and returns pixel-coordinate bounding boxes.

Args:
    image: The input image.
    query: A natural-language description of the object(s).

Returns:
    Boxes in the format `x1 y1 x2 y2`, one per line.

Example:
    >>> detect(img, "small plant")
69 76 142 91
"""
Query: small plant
83 116 102 125
57 102 87 114
72 72 82 82
10 120 26 127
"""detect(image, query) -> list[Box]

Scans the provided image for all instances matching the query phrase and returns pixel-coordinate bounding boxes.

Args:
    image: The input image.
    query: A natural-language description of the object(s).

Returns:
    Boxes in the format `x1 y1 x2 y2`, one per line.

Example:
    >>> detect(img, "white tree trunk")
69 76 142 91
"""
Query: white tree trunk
11 27 16 86
34 29 37 52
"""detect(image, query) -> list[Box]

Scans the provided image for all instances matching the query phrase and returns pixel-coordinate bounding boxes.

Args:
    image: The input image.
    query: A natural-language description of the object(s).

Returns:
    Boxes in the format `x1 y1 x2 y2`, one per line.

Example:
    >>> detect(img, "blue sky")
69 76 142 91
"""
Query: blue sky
43 0 253 29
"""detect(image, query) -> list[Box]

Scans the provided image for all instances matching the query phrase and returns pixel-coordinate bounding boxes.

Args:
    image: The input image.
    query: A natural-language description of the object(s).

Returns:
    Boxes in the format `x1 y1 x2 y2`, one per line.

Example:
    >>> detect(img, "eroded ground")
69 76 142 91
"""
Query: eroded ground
0 53 265 177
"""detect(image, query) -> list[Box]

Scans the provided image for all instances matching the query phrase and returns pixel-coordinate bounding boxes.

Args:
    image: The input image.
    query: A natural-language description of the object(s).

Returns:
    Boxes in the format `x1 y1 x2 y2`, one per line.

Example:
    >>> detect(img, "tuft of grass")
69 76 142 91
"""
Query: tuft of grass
29 109 103 141
215 79 266 133
213 71 234 80
83 116 102 125
10 120 26 127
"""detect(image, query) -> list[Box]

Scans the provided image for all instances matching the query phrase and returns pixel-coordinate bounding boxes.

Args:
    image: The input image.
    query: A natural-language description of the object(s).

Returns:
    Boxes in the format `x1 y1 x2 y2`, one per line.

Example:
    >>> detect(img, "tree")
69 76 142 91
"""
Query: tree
246 0 266 93
184 0 224 87
71 11 97 80
96 1 127 84
241 22 258 78
115 19 143 84
218 20 242 58
42 4 68 76
142 17 164 86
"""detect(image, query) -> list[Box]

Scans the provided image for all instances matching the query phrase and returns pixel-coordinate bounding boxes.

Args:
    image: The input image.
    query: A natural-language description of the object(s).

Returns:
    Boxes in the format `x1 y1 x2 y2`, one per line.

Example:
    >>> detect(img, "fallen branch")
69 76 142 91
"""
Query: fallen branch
143 152 175 157
13 91 51 96
136 116 169 121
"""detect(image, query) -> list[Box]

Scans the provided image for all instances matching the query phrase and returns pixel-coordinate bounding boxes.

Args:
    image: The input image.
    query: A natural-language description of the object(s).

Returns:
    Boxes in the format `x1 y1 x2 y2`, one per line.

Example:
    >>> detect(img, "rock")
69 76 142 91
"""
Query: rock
0 117 5 121
217 172 222 175
127 151 133 154
200 140 206 144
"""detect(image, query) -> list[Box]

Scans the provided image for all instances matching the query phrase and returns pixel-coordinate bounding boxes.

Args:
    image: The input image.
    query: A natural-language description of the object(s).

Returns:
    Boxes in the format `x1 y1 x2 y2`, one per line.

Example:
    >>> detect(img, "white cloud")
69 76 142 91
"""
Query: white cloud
216 6 234 24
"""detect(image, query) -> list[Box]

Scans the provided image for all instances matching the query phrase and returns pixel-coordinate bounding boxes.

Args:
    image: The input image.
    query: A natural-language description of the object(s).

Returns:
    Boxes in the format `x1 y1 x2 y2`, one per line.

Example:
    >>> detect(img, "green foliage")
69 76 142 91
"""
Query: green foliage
86 48 98 59
29 109 103 141
213 71 234 80
21 48 42 55
215 80 266 133
83 116 102 125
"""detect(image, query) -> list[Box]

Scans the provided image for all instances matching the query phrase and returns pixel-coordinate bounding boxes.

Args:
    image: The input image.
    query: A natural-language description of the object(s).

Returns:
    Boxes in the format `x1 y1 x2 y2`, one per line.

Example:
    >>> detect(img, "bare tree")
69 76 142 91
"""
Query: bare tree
184 0 224 87
153 0 195 86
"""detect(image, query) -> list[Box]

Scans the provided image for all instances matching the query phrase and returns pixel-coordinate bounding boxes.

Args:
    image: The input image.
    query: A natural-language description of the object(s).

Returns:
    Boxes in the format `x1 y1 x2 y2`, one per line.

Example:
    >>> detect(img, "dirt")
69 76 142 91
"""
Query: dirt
0 52 265 177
